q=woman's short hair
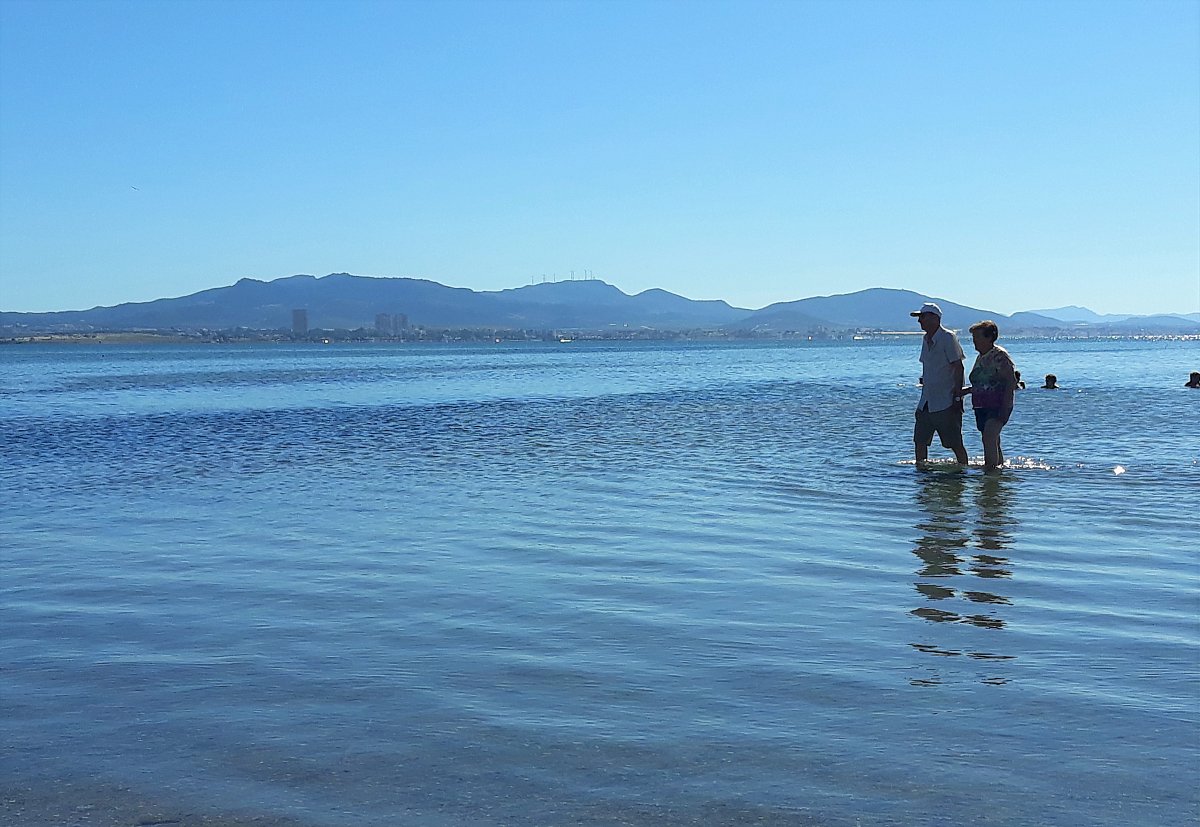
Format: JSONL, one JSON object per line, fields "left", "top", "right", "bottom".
{"left": 969, "top": 319, "right": 999, "bottom": 341}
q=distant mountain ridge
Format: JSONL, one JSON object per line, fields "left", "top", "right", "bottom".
{"left": 734, "top": 289, "right": 1063, "bottom": 333}
{"left": 1029, "top": 305, "right": 1122, "bottom": 323}
{"left": 1027, "top": 305, "right": 1200, "bottom": 325}
{"left": 2, "top": 273, "right": 1197, "bottom": 335}
{"left": 0, "top": 274, "right": 751, "bottom": 333}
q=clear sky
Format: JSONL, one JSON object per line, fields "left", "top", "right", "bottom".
{"left": 1, "top": 0, "right": 1197, "bottom": 316}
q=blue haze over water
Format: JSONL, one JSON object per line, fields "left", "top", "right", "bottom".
{"left": 2, "top": 339, "right": 1198, "bottom": 826}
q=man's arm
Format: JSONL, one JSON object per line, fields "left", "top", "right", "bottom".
{"left": 951, "top": 360, "right": 965, "bottom": 403}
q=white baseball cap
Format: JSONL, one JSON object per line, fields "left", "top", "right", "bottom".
{"left": 910, "top": 302, "right": 943, "bottom": 318}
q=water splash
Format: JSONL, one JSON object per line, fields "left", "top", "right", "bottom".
{"left": 1005, "top": 456, "right": 1056, "bottom": 471}
{"left": 900, "top": 456, "right": 1056, "bottom": 471}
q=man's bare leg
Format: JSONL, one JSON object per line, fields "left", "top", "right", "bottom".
{"left": 941, "top": 433, "right": 969, "bottom": 466}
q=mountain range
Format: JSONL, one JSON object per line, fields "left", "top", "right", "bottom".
{"left": 2, "top": 273, "right": 1198, "bottom": 336}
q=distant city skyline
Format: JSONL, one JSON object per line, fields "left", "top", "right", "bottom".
{"left": 1, "top": 0, "right": 1197, "bottom": 316}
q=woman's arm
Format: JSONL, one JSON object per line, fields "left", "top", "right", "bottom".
{"left": 998, "top": 351, "right": 1018, "bottom": 405}
{"left": 1000, "top": 352, "right": 1017, "bottom": 391}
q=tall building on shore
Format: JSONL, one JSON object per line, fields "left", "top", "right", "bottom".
{"left": 375, "top": 313, "right": 408, "bottom": 336}
{"left": 292, "top": 309, "right": 308, "bottom": 336}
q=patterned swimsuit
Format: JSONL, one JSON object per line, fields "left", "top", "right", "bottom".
{"left": 969, "top": 346, "right": 1014, "bottom": 411}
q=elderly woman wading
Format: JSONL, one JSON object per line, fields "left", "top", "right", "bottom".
{"left": 959, "top": 320, "right": 1017, "bottom": 472}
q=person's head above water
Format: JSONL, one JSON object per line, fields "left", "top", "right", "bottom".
{"left": 1187, "top": 372, "right": 1200, "bottom": 388}
{"left": 910, "top": 302, "right": 943, "bottom": 335}
{"left": 1043, "top": 374, "right": 1058, "bottom": 389}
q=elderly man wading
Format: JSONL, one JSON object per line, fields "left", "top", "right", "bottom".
{"left": 912, "top": 302, "right": 969, "bottom": 468}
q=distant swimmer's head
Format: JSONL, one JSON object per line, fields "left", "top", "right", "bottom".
{"left": 969, "top": 319, "right": 999, "bottom": 353}
{"left": 1042, "top": 374, "right": 1058, "bottom": 389}
{"left": 911, "top": 302, "right": 942, "bottom": 334}
{"left": 1187, "top": 371, "right": 1200, "bottom": 388}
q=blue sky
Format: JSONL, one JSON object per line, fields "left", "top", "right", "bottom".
{"left": 1, "top": 0, "right": 1197, "bottom": 315}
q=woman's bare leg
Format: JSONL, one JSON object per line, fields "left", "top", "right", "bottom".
{"left": 982, "top": 419, "right": 1005, "bottom": 471}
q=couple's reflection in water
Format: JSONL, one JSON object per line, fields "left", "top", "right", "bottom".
{"left": 910, "top": 472, "right": 1016, "bottom": 686}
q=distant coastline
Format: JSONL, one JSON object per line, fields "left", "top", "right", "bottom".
{"left": 3, "top": 274, "right": 1198, "bottom": 339}
{"left": 6, "top": 330, "right": 1198, "bottom": 347}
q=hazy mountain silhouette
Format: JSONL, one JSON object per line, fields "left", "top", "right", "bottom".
{"left": 728, "top": 288, "right": 1066, "bottom": 333}
{"left": 1028, "top": 305, "right": 1200, "bottom": 329}
{"left": 2, "top": 274, "right": 1196, "bottom": 335}
{"left": 491, "top": 280, "right": 748, "bottom": 327}
{"left": 0, "top": 274, "right": 750, "bottom": 332}
{"left": 1029, "top": 305, "right": 1125, "bottom": 323}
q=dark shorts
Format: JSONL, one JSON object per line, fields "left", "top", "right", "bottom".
{"left": 974, "top": 406, "right": 1012, "bottom": 432}
{"left": 914, "top": 404, "right": 965, "bottom": 449}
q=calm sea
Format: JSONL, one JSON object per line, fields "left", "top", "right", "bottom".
{"left": 2, "top": 339, "right": 1197, "bottom": 827}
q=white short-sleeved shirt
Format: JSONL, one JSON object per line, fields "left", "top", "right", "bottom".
{"left": 917, "top": 327, "right": 965, "bottom": 413}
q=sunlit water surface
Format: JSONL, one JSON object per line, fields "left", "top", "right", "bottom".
{"left": 2, "top": 339, "right": 1197, "bottom": 826}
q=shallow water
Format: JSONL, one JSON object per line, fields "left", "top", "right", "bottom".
{"left": 2, "top": 339, "right": 1198, "bottom": 826}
